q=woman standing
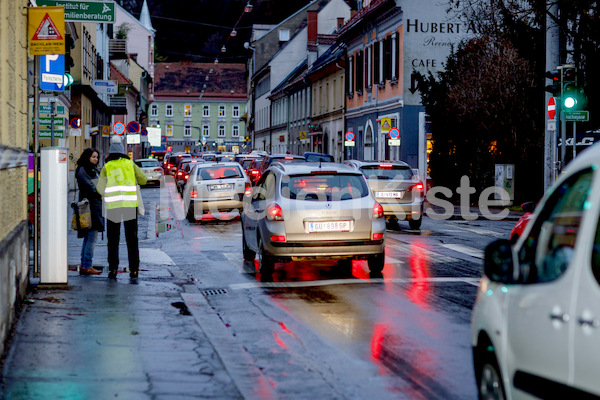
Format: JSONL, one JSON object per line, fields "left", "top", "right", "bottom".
{"left": 75, "top": 148, "right": 104, "bottom": 275}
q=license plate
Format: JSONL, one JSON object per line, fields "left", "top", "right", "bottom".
{"left": 209, "top": 183, "right": 232, "bottom": 191}
{"left": 308, "top": 221, "right": 350, "bottom": 233}
{"left": 376, "top": 191, "right": 404, "bottom": 199}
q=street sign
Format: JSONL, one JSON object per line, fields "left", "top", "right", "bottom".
{"left": 140, "top": 128, "right": 148, "bottom": 136}
{"left": 388, "top": 128, "right": 400, "bottom": 140}
{"left": 147, "top": 127, "right": 161, "bottom": 147}
{"left": 127, "top": 121, "right": 140, "bottom": 134}
{"left": 380, "top": 118, "right": 392, "bottom": 133}
{"left": 36, "top": 117, "right": 64, "bottom": 126}
{"left": 70, "top": 118, "right": 81, "bottom": 128}
{"left": 39, "top": 104, "right": 65, "bottom": 115}
{"left": 345, "top": 131, "right": 355, "bottom": 141}
{"left": 92, "top": 80, "right": 118, "bottom": 94}
{"left": 69, "top": 128, "right": 81, "bottom": 137}
{"left": 113, "top": 121, "right": 126, "bottom": 135}
{"left": 28, "top": 7, "right": 65, "bottom": 55}
{"left": 548, "top": 97, "right": 556, "bottom": 119}
{"left": 565, "top": 111, "right": 589, "bottom": 122}
{"left": 39, "top": 129, "right": 64, "bottom": 138}
{"left": 388, "top": 139, "right": 401, "bottom": 146}
{"left": 40, "top": 54, "right": 65, "bottom": 91}
{"left": 36, "top": 1, "right": 115, "bottom": 23}
{"left": 126, "top": 134, "right": 141, "bottom": 145}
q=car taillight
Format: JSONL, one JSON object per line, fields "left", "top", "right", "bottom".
{"left": 271, "top": 235, "right": 286, "bottom": 242}
{"left": 372, "top": 203, "right": 384, "bottom": 219}
{"left": 372, "top": 232, "right": 384, "bottom": 240}
{"left": 266, "top": 203, "right": 284, "bottom": 221}
{"left": 244, "top": 182, "right": 252, "bottom": 196}
{"left": 177, "top": 171, "right": 183, "bottom": 176}
{"left": 379, "top": 164, "right": 393, "bottom": 168}
{"left": 184, "top": 174, "right": 189, "bottom": 180}
{"left": 409, "top": 182, "right": 424, "bottom": 191}
{"left": 190, "top": 188, "right": 198, "bottom": 199}
{"left": 251, "top": 170, "right": 259, "bottom": 175}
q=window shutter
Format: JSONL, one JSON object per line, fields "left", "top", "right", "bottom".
{"left": 373, "top": 42, "right": 380, "bottom": 84}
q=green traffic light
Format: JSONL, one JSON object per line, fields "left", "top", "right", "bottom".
{"left": 564, "top": 96, "right": 577, "bottom": 109}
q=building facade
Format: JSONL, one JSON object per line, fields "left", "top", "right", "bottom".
{"left": 151, "top": 63, "right": 247, "bottom": 154}
{"left": 0, "top": 0, "right": 30, "bottom": 356}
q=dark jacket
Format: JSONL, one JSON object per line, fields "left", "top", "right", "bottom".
{"left": 75, "top": 165, "right": 105, "bottom": 232}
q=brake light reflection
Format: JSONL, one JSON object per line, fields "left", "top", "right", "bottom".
{"left": 406, "top": 243, "right": 431, "bottom": 309}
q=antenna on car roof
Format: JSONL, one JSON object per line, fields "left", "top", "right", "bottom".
{"left": 319, "top": 160, "right": 322, "bottom": 169}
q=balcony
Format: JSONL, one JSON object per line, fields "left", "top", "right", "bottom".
{"left": 110, "top": 96, "right": 127, "bottom": 114}
{"left": 109, "top": 39, "right": 127, "bottom": 59}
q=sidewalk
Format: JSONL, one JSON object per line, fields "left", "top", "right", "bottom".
{"left": 0, "top": 199, "right": 243, "bottom": 400}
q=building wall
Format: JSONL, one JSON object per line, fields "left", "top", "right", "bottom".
{"left": 0, "top": 0, "right": 30, "bottom": 356}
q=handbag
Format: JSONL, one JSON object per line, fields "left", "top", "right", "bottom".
{"left": 71, "top": 199, "right": 91, "bottom": 230}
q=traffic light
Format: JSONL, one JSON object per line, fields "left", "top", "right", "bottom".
{"left": 562, "top": 66, "right": 578, "bottom": 110}
{"left": 65, "top": 34, "right": 75, "bottom": 73}
{"left": 545, "top": 69, "right": 561, "bottom": 97}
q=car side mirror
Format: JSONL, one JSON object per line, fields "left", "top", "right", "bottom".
{"left": 521, "top": 201, "right": 535, "bottom": 213}
{"left": 483, "top": 239, "right": 517, "bottom": 283}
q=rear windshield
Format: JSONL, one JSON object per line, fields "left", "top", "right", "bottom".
{"left": 135, "top": 160, "right": 160, "bottom": 168}
{"left": 305, "top": 154, "right": 334, "bottom": 162}
{"left": 360, "top": 165, "right": 414, "bottom": 180}
{"left": 273, "top": 157, "right": 305, "bottom": 163}
{"left": 281, "top": 174, "right": 369, "bottom": 201}
{"left": 197, "top": 166, "right": 242, "bottom": 180}
{"left": 241, "top": 158, "right": 256, "bottom": 168}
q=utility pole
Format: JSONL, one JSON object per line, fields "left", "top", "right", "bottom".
{"left": 544, "top": 1, "right": 560, "bottom": 191}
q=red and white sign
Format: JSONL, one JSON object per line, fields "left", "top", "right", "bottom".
{"left": 548, "top": 97, "right": 556, "bottom": 120}
{"left": 113, "top": 121, "right": 126, "bottom": 135}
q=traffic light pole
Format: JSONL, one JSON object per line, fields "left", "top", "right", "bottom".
{"left": 544, "top": 0, "right": 560, "bottom": 191}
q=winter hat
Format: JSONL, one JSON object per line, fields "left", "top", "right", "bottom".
{"left": 109, "top": 135, "right": 125, "bottom": 154}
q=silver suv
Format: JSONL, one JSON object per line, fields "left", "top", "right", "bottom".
{"left": 241, "top": 162, "right": 386, "bottom": 275}
{"left": 345, "top": 160, "right": 425, "bottom": 229}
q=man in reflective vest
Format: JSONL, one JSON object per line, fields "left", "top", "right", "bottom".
{"left": 97, "top": 136, "right": 147, "bottom": 280}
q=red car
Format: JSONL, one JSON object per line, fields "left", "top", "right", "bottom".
{"left": 510, "top": 202, "right": 535, "bottom": 243}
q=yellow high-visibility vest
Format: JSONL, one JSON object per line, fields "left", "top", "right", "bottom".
{"left": 103, "top": 158, "right": 138, "bottom": 209}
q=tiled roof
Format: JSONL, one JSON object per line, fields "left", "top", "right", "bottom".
{"left": 110, "top": 62, "right": 132, "bottom": 85}
{"left": 153, "top": 62, "right": 247, "bottom": 99}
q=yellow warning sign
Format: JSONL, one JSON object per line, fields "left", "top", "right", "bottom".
{"left": 380, "top": 118, "right": 392, "bottom": 133}
{"left": 299, "top": 131, "right": 307, "bottom": 140}
{"left": 28, "top": 7, "right": 65, "bottom": 55}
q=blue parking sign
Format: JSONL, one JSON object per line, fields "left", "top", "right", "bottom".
{"left": 40, "top": 54, "right": 65, "bottom": 92}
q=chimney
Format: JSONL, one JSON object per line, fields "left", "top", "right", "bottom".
{"left": 350, "top": 10, "right": 357, "bottom": 18}
{"left": 307, "top": 10, "right": 318, "bottom": 45}
{"left": 337, "top": 17, "right": 345, "bottom": 30}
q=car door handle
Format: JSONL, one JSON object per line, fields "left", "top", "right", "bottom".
{"left": 549, "top": 312, "right": 570, "bottom": 322}
{"left": 578, "top": 317, "right": 600, "bottom": 328}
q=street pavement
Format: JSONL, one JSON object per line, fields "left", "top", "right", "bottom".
{"left": 0, "top": 192, "right": 523, "bottom": 400}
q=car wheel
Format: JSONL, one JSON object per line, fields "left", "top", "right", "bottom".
{"left": 409, "top": 217, "right": 422, "bottom": 230}
{"left": 258, "top": 236, "right": 274, "bottom": 275}
{"left": 386, "top": 217, "right": 399, "bottom": 229}
{"left": 186, "top": 203, "right": 196, "bottom": 223}
{"left": 242, "top": 228, "right": 256, "bottom": 262}
{"left": 478, "top": 349, "right": 506, "bottom": 400}
{"left": 367, "top": 251, "right": 384, "bottom": 273}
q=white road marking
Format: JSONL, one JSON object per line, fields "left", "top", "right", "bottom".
{"left": 229, "top": 276, "right": 481, "bottom": 290}
{"left": 440, "top": 243, "right": 484, "bottom": 259}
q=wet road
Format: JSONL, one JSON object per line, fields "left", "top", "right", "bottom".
{"left": 142, "top": 181, "right": 513, "bottom": 399}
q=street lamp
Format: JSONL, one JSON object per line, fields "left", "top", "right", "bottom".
{"left": 244, "top": 2, "right": 253, "bottom": 12}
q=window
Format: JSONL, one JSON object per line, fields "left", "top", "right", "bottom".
{"left": 519, "top": 169, "right": 593, "bottom": 283}
{"left": 355, "top": 51, "right": 364, "bottom": 92}
{"left": 166, "top": 104, "right": 173, "bottom": 117}
{"left": 281, "top": 174, "right": 369, "bottom": 201}
{"left": 184, "top": 124, "right": 192, "bottom": 137}
{"left": 233, "top": 105, "right": 240, "bottom": 118}
{"left": 166, "top": 125, "right": 173, "bottom": 136}
{"left": 374, "top": 41, "right": 380, "bottom": 84}
{"left": 202, "top": 124, "right": 210, "bottom": 137}
{"left": 184, "top": 104, "right": 192, "bottom": 117}
{"left": 279, "top": 29, "right": 290, "bottom": 42}
{"left": 151, "top": 104, "right": 158, "bottom": 117}
{"left": 202, "top": 104, "right": 210, "bottom": 117}
{"left": 218, "top": 125, "right": 225, "bottom": 137}
{"left": 232, "top": 124, "right": 240, "bottom": 137}
{"left": 219, "top": 105, "right": 226, "bottom": 117}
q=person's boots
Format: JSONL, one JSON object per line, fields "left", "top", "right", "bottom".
{"left": 108, "top": 269, "right": 118, "bottom": 279}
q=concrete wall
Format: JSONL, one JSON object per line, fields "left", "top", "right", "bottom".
{"left": 0, "top": 0, "right": 31, "bottom": 356}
